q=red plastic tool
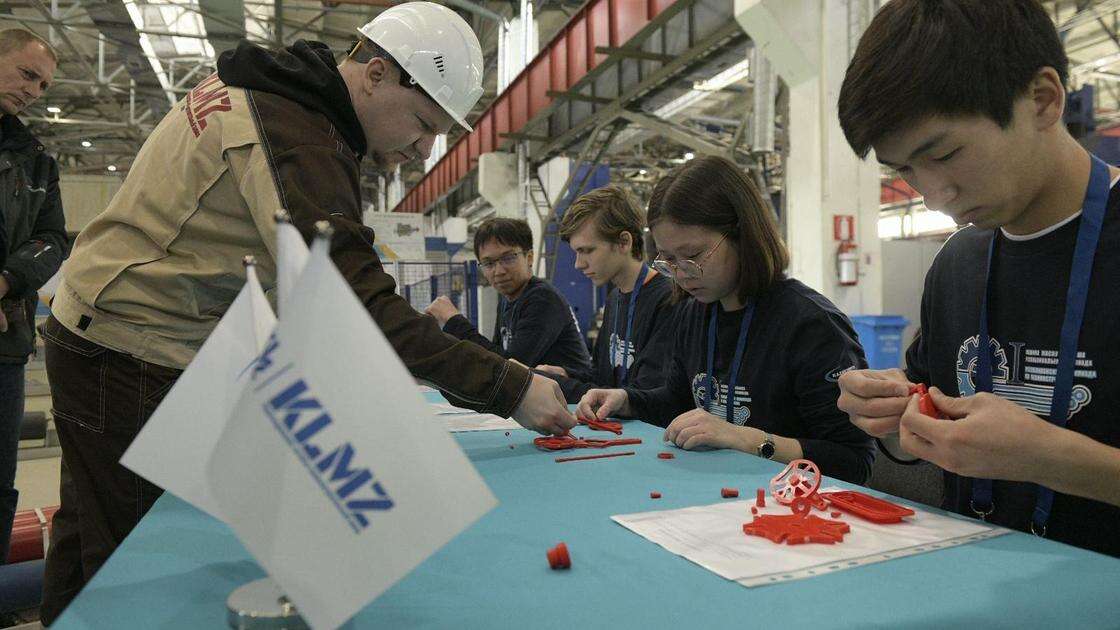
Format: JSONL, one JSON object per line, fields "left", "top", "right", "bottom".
{"left": 547, "top": 542, "right": 571, "bottom": 570}
{"left": 819, "top": 490, "right": 915, "bottom": 523}
{"left": 755, "top": 488, "right": 766, "bottom": 508}
{"left": 554, "top": 451, "right": 635, "bottom": 463}
{"left": 650, "top": 492, "right": 661, "bottom": 499}
{"left": 657, "top": 452, "right": 675, "bottom": 460}
{"left": 908, "top": 383, "right": 928, "bottom": 397}
{"left": 577, "top": 417, "right": 624, "bottom": 435}
{"left": 721, "top": 488, "right": 739, "bottom": 499}
{"left": 769, "top": 459, "right": 821, "bottom": 505}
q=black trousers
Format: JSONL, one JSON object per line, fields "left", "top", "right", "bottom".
{"left": 39, "top": 316, "right": 180, "bottom": 625}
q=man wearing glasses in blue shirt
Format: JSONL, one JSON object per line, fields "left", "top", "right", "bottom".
{"left": 427, "top": 217, "right": 592, "bottom": 379}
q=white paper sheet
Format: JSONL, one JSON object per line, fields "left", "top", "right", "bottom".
{"left": 612, "top": 487, "right": 1008, "bottom": 587}
{"left": 206, "top": 237, "right": 497, "bottom": 630}
{"left": 427, "top": 403, "right": 522, "bottom": 432}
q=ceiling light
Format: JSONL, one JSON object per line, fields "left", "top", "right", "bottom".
{"left": 684, "top": 152, "right": 695, "bottom": 161}
{"left": 639, "top": 169, "right": 647, "bottom": 175}
{"left": 46, "top": 106, "right": 61, "bottom": 114}
{"left": 693, "top": 59, "right": 750, "bottom": 92}
{"left": 81, "top": 140, "right": 92, "bottom": 148}
{"left": 107, "top": 165, "right": 117, "bottom": 172}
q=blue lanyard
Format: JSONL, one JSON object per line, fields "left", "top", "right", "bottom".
{"left": 611, "top": 264, "right": 648, "bottom": 386}
{"left": 973, "top": 155, "right": 1110, "bottom": 535}
{"left": 703, "top": 301, "right": 754, "bottom": 424}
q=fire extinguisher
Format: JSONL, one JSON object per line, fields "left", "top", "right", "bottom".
{"left": 837, "top": 240, "right": 859, "bottom": 286}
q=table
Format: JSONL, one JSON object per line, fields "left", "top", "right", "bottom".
{"left": 55, "top": 417, "right": 1120, "bottom": 628}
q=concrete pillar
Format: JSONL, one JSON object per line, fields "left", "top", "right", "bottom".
{"left": 735, "top": 0, "right": 883, "bottom": 316}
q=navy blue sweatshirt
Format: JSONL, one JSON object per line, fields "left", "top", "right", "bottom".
{"left": 625, "top": 278, "right": 874, "bottom": 484}
{"left": 905, "top": 183, "right": 1120, "bottom": 557}
{"left": 555, "top": 272, "right": 679, "bottom": 402}
{"left": 444, "top": 276, "right": 592, "bottom": 378}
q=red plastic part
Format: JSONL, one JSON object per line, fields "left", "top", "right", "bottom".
{"left": 742, "top": 514, "right": 850, "bottom": 545}
{"left": 831, "top": 511, "right": 842, "bottom": 518}
{"left": 769, "top": 459, "right": 821, "bottom": 505}
{"left": 756, "top": 488, "right": 766, "bottom": 508}
{"left": 750, "top": 506, "right": 759, "bottom": 515}
{"left": 533, "top": 434, "right": 642, "bottom": 451}
{"left": 820, "top": 490, "right": 915, "bottom": 523}
{"left": 919, "top": 393, "right": 947, "bottom": 420}
{"left": 650, "top": 492, "right": 661, "bottom": 499}
{"left": 721, "top": 488, "right": 739, "bottom": 499}
{"left": 657, "top": 452, "right": 675, "bottom": 460}
{"left": 547, "top": 542, "right": 571, "bottom": 570}
{"left": 554, "top": 451, "right": 635, "bottom": 463}
{"left": 908, "top": 383, "right": 928, "bottom": 397}
{"left": 578, "top": 417, "right": 623, "bottom": 435}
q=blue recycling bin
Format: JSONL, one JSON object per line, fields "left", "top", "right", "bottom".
{"left": 851, "top": 315, "right": 910, "bottom": 369}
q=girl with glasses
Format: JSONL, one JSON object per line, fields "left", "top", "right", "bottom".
{"left": 577, "top": 155, "right": 874, "bottom": 483}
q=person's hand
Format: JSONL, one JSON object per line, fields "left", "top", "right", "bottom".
{"left": 837, "top": 368, "right": 915, "bottom": 437}
{"left": 663, "top": 408, "right": 752, "bottom": 451}
{"left": 898, "top": 387, "right": 1057, "bottom": 481}
{"left": 534, "top": 364, "right": 568, "bottom": 378}
{"left": 510, "top": 373, "right": 576, "bottom": 436}
{"left": 576, "top": 389, "right": 629, "bottom": 421}
{"left": 424, "top": 296, "right": 461, "bottom": 327}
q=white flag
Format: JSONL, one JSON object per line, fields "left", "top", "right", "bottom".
{"left": 206, "top": 235, "right": 497, "bottom": 630}
{"left": 121, "top": 264, "right": 276, "bottom": 520}
{"left": 276, "top": 218, "right": 309, "bottom": 316}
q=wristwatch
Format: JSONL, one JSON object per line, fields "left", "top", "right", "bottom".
{"left": 757, "top": 432, "right": 776, "bottom": 460}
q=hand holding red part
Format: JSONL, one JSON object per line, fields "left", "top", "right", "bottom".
{"left": 909, "top": 383, "right": 946, "bottom": 420}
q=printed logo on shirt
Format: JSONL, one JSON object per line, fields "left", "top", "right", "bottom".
{"left": 691, "top": 373, "right": 752, "bottom": 425}
{"left": 608, "top": 332, "right": 636, "bottom": 369}
{"left": 825, "top": 365, "right": 855, "bottom": 383}
{"left": 500, "top": 325, "right": 512, "bottom": 351}
{"left": 956, "top": 334, "right": 1095, "bottom": 420}
{"left": 183, "top": 74, "right": 232, "bottom": 138}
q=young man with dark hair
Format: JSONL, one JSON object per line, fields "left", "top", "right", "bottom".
{"left": 427, "top": 217, "right": 592, "bottom": 379}
{"left": 538, "top": 186, "right": 677, "bottom": 402}
{"left": 836, "top": 0, "right": 1120, "bottom": 555}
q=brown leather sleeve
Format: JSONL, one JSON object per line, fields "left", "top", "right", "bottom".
{"left": 239, "top": 90, "right": 531, "bottom": 416}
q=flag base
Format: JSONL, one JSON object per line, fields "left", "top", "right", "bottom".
{"left": 226, "top": 577, "right": 309, "bottom": 629}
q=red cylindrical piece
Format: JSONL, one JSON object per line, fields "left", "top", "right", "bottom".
{"left": 756, "top": 488, "right": 766, "bottom": 508}
{"left": 721, "top": 488, "right": 739, "bottom": 498}
{"left": 547, "top": 542, "right": 571, "bottom": 570}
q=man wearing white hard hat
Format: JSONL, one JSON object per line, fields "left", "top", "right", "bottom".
{"left": 40, "top": 3, "right": 575, "bottom": 622}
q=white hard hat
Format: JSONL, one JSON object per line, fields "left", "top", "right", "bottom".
{"left": 357, "top": 2, "right": 485, "bottom": 132}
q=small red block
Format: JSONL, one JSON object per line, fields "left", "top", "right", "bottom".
{"left": 547, "top": 542, "right": 571, "bottom": 570}
{"left": 650, "top": 492, "right": 661, "bottom": 499}
{"left": 756, "top": 488, "right": 766, "bottom": 508}
{"left": 751, "top": 507, "right": 759, "bottom": 515}
{"left": 722, "top": 488, "right": 739, "bottom": 498}
{"left": 657, "top": 452, "right": 675, "bottom": 459}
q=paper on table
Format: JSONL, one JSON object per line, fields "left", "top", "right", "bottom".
{"left": 612, "top": 487, "right": 1008, "bottom": 587}
{"left": 427, "top": 402, "right": 523, "bottom": 432}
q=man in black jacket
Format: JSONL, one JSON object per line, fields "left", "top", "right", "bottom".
{"left": 0, "top": 29, "right": 69, "bottom": 562}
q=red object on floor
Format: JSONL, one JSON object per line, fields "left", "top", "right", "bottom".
{"left": 554, "top": 451, "right": 635, "bottom": 463}
{"left": 533, "top": 434, "right": 642, "bottom": 451}
{"left": 547, "top": 542, "right": 571, "bottom": 570}
{"left": 578, "top": 417, "right": 624, "bottom": 435}
{"left": 650, "top": 492, "right": 661, "bottom": 499}
{"left": 820, "top": 490, "right": 915, "bottom": 523}
{"left": 7, "top": 505, "right": 58, "bottom": 564}
{"left": 756, "top": 488, "right": 766, "bottom": 508}
{"left": 751, "top": 507, "right": 759, "bottom": 515}
{"left": 742, "top": 514, "right": 850, "bottom": 545}
{"left": 721, "top": 488, "right": 739, "bottom": 498}
{"left": 657, "top": 452, "right": 675, "bottom": 459}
